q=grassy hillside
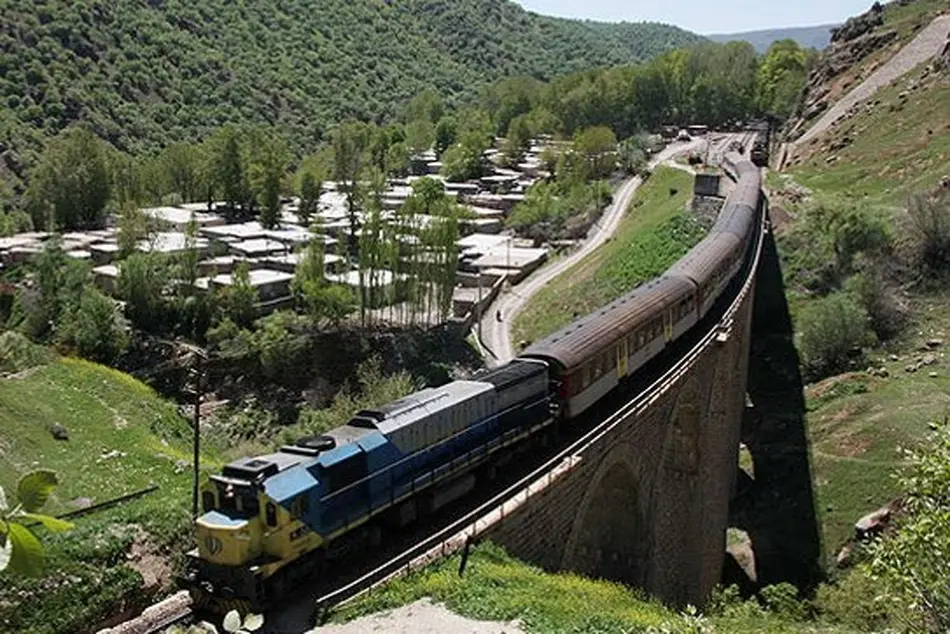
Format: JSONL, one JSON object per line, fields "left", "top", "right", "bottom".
{"left": 335, "top": 541, "right": 856, "bottom": 633}
{"left": 513, "top": 167, "right": 701, "bottom": 348}
{"left": 708, "top": 24, "right": 836, "bottom": 53}
{"left": 0, "top": 0, "right": 699, "bottom": 172}
{"left": 770, "top": 0, "right": 950, "bottom": 563}
{"left": 790, "top": 63, "right": 950, "bottom": 205}
{"left": 0, "top": 351, "right": 217, "bottom": 634}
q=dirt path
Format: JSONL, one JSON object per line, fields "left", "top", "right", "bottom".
{"left": 795, "top": 14, "right": 950, "bottom": 148}
{"left": 311, "top": 599, "right": 526, "bottom": 634}
{"left": 476, "top": 134, "right": 746, "bottom": 365}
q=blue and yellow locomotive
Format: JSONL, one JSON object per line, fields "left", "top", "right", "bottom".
{"left": 184, "top": 360, "right": 552, "bottom": 611}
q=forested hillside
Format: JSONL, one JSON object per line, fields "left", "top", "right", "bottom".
{"left": 0, "top": 0, "right": 698, "bottom": 187}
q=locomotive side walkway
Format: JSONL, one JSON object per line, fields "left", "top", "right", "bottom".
{"left": 476, "top": 134, "right": 745, "bottom": 365}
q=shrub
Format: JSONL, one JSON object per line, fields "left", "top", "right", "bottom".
{"left": 903, "top": 188, "right": 950, "bottom": 276}
{"left": 797, "top": 292, "right": 870, "bottom": 379}
{"left": 845, "top": 255, "right": 907, "bottom": 341}
{"left": 869, "top": 421, "right": 950, "bottom": 633}
{"left": 815, "top": 566, "right": 895, "bottom": 631}
{"left": 0, "top": 331, "right": 52, "bottom": 373}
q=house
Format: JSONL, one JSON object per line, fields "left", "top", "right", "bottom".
{"left": 209, "top": 268, "right": 294, "bottom": 301}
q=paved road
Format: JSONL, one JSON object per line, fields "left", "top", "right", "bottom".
{"left": 476, "top": 136, "right": 747, "bottom": 366}
{"left": 795, "top": 14, "right": 950, "bottom": 148}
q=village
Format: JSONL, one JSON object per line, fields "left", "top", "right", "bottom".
{"left": 0, "top": 142, "right": 567, "bottom": 331}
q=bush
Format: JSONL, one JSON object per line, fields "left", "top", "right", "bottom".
{"left": 814, "top": 566, "right": 895, "bottom": 631}
{"left": 0, "top": 331, "right": 52, "bottom": 373}
{"left": 797, "top": 292, "right": 871, "bottom": 379}
{"left": 845, "top": 259, "right": 907, "bottom": 342}
{"left": 903, "top": 188, "right": 950, "bottom": 276}
{"left": 56, "top": 288, "right": 129, "bottom": 363}
{"left": 869, "top": 421, "right": 950, "bottom": 633}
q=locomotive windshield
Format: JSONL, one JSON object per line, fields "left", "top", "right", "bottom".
{"left": 209, "top": 477, "right": 260, "bottom": 518}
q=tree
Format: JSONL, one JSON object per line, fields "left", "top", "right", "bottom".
{"left": 755, "top": 40, "right": 809, "bottom": 119}
{"left": 250, "top": 133, "right": 289, "bottom": 229}
{"left": 118, "top": 252, "right": 171, "bottom": 333}
{"left": 25, "top": 127, "right": 112, "bottom": 230}
{"left": 158, "top": 142, "right": 204, "bottom": 204}
{"left": 386, "top": 142, "right": 410, "bottom": 177}
{"left": 1, "top": 470, "right": 72, "bottom": 577}
{"left": 332, "top": 121, "right": 371, "bottom": 256}
{"left": 56, "top": 287, "right": 129, "bottom": 363}
{"left": 298, "top": 171, "right": 322, "bottom": 227}
{"left": 219, "top": 261, "right": 258, "bottom": 328}
{"left": 870, "top": 420, "right": 950, "bottom": 633}
{"left": 214, "top": 127, "right": 250, "bottom": 220}
{"left": 434, "top": 116, "right": 457, "bottom": 156}
{"left": 441, "top": 131, "right": 490, "bottom": 182}
{"left": 618, "top": 135, "right": 649, "bottom": 175}
{"left": 571, "top": 126, "right": 618, "bottom": 181}
{"left": 19, "top": 240, "right": 90, "bottom": 341}
{"left": 117, "top": 205, "right": 155, "bottom": 258}
{"left": 405, "top": 119, "right": 435, "bottom": 156}
{"left": 403, "top": 88, "right": 444, "bottom": 124}
{"left": 501, "top": 114, "right": 533, "bottom": 167}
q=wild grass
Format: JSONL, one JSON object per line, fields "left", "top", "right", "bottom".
{"left": 0, "top": 355, "right": 214, "bottom": 634}
{"left": 512, "top": 168, "right": 701, "bottom": 347}
{"left": 336, "top": 542, "right": 854, "bottom": 633}
{"left": 803, "top": 291, "right": 950, "bottom": 554}
{"left": 792, "top": 65, "right": 950, "bottom": 206}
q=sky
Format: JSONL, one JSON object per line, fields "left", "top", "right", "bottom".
{"left": 515, "top": 0, "right": 875, "bottom": 34}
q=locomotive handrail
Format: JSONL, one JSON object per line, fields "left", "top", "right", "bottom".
{"left": 314, "top": 167, "right": 768, "bottom": 614}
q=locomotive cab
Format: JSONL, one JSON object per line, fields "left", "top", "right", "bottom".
{"left": 196, "top": 475, "right": 266, "bottom": 567}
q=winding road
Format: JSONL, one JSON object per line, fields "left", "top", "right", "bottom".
{"left": 477, "top": 134, "right": 746, "bottom": 365}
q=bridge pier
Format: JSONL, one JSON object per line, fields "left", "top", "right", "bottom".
{"left": 730, "top": 228, "right": 824, "bottom": 591}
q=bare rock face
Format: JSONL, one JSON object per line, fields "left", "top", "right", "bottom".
{"left": 831, "top": 2, "right": 885, "bottom": 44}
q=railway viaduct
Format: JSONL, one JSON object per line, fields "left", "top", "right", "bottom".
{"left": 477, "top": 213, "right": 823, "bottom": 607}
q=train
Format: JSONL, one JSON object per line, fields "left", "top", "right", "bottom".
{"left": 749, "top": 120, "right": 771, "bottom": 168}
{"left": 181, "top": 150, "right": 765, "bottom": 614}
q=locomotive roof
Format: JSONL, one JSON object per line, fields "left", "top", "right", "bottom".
{"left": 520, "top": 275, "right": 694, "bottom": 371}
{"left": 358, "top": 380, "right": 495, "bottom": 436}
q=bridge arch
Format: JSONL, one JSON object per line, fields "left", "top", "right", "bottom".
{"left": 561, "top": 443, "right": 650, "bottom": 586}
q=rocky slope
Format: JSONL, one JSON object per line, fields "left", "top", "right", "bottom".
{"left": 782, "top": 0, "right": 949, "bottom": 153}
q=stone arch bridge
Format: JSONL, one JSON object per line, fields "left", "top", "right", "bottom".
{"left": 477, "top": 216, "right": 823, "bottom": 608}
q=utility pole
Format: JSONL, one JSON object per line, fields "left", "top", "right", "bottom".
{"left": 188, "top": 347, "right": 207, "bottom": 519}
{"left": 476, "top": 271, "right": 483, "bottom": 341}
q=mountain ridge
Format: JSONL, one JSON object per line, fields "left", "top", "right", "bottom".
{"left": 0, "top": 0, "right": 699, "bottom": 176}
{"left": 708, "top": 24, "right": 837, "bottom": 53}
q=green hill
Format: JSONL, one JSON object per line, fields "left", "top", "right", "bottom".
{"left": 0, "top": 345, "right": 218, "bottom": 633}
{"left": 0, "top": 0, "right": 699, "bottom": 183}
